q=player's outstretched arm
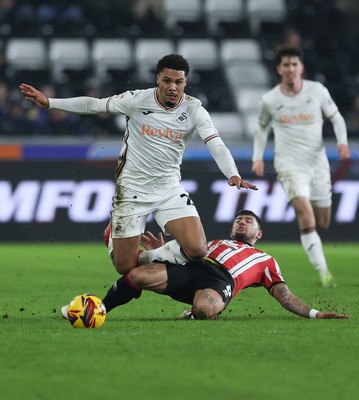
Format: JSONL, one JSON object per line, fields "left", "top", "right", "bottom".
{"left": 271, "top": 283, "right": 349, "bottom": 319}
{"left": 19, "top": 83, "right": 49, "bottom": 108}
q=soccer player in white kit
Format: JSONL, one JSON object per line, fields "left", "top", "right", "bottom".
{"left": 20, "top": 54, "right": 257, "bottom": 275}
{"left": 251, "top": 47, "right": 350, "bottom": 288}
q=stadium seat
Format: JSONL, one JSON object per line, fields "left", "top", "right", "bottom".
{"left": 163, "top": 0, "right": 203, "bottom": 32}
{"left": 48, "top": 38, "right": 90, "bottom": 83}
{"left": 224, "top": 63, "right": 271, "bottom": 90}
{"left": 91, "top": 38, "right": 133, "bottom": 83}
{"left": 5, "top": 38, "right": 48, "bottom": 84}
{"left": 220, "top": 39, "right": 262, "bottom": 65}
{"left": 204, "top": 0, "right": 245, "bottom": 35}
{"left": 242, "top": 111, "right": 260, "bottom": 139}
{"left": 210, "top": 112, "right": 244, "bottom": 144}
{"left": 177, "top": 39, "right": 218, "bottom": 71}
{"left": 247, "top": 0, "right": 287, "bottom": 35}
{"left": 134, "top": 39, "right": 175, "bottom": 82}
{"left": 235, "top": 87, "right": 267, "bottom": 113}
{"left": 188, "top": 112, "right": 244, "bottom": 146}
{"left": 6, "top": 38, "right": 47, "bottom": 71}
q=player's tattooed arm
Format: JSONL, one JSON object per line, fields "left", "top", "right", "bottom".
{"left": 271, "top": 283, "right": 349, "bottom": 319}
{"left": 271, "top": 283, "right": 312, "bottom": 318}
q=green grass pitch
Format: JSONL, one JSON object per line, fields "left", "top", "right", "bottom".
{"left": 1, "top": 242, "right": 358, "bottom": 400}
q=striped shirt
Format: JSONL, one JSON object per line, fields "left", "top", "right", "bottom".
{"left": 206, "top": 239, "right": 285, "bottom": 297}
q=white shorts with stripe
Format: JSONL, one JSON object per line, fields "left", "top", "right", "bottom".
{"left": 111, "top": 184, "right": 199, "bottom": 238}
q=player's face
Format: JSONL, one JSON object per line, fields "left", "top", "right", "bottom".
{"left": 277, "top": 56, "right": 304, "bottom": 85}
{"left": 156, "top": 68, "right": 187, "bottom": 108}
{"left": 230, "top": 215, "right": 263, "bottom": 244}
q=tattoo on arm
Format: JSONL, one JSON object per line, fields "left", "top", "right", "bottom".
{"left": 273, "top": 285, "right": 311, "bottom": 318}
{"left": 202, "top": 292, "right": 219, "bottom": 306}
{"left": 144, "top": 264, "right": 157, "bottom": 275}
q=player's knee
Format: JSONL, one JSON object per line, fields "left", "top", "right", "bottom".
{"left": 114, "top": 263, "right": 131, "bottom": 275}
{"left": 126, "top": 267, "right": 142, "bottom": 287}
{"left": 183, "top": 242, "right": 207, "bottom": 260}
{"left": 192, "top": 291, "right": 224, "bottom": 320}
{"left": 112, "top": 250, "right": 139, "bottom": 274}
{"left": 113, "top": 258, "right": 137, "bottom": 275}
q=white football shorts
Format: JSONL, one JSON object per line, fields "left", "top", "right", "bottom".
{"left": 277, "top": 164, "right": 332, "bottom": 208}
{"left": 111, "top": 184, "right": 200, "bottom": 238}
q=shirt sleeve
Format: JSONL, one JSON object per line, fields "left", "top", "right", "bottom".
{"left": 330, "top": 111, "right": 348, "bottom": 145}
{"left": 319, "top": 85, "right": 349, "bottom": 145}
{"left": 252, "top": 98, "right": 272, "bottom": 161}
{"left": 106, "top": 90, "right": 136, "bottom": 115}
{"left": 194, "top": 107, "right": 241, "bottom": 179}
{"left": 49, "top": 97, "right": 110, "bottom": 114}
{"left": 264, "top": 257, "right": 286, "bottom": 293}
{"left": 205, "top": 137, "right": 241, "bottom": 179}
{"left": 194, "top": 106, "right": 219, "bottom": 140}
{"left": 319, "top": 85, "right": 339, "bottom": 118}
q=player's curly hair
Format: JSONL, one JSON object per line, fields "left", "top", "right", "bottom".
{"left": 275, "top": 46, "right": 304, "bottom": 65}
{"left": 156, "top": 54, "right": 190, "bottom": 76}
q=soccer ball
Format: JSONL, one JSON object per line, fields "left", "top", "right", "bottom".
{"left": 67, "top": 293, "right": 106, "bottom": 328}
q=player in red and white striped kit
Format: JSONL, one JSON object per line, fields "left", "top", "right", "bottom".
{"left": 98, "top": 210, "right": 348, "bottom": 320}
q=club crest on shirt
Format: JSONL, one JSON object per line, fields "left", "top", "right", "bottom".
{"left": 176, "top": 112, "right": 187, "bottom": 123}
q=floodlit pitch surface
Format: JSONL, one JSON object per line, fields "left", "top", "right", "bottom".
{"left": 1, "top": 243, "right": 358, "bottom": 400}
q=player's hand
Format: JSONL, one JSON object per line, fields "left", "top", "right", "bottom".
{"left": 228, "top": 176, "right": 258, "bottom": 190}
{"left": 252, "top": 160, "right": 265, "bottom": 177}
{"left": 140, "top": 231, "right": 164, "bottom": 250}
{"left": 337, "top": 144, "right": 350, "bottom": 160}
{"left": 316, "top": 312, "right": 349, "bottom": 319}
{"left": 19, "top": 83, "right": 50, "bottom": 109}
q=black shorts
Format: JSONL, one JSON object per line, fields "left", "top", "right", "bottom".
{"left": 161, "top": 259, "right": 234, "bottom": 305}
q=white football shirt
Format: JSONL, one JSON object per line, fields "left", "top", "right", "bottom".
{"left": 50, "top": 88, "right": 240, "bottom": 197}
{"left": 256, "top": 80, "right": 338, "bottom": 171}
{"left": 108, "top": 88, "right": 219, "bottom": 194}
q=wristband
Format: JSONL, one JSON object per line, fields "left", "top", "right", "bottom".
{"left": 309, "top": 309, "right": 319, "bottom": 319}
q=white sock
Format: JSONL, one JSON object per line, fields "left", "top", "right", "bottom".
{"left": 300, "top": 231, "right": 328, "bottom": 275}
{"left": 108, "top": 234, "right": 113, "bottom": 255}
{"left": 107, "top": 236, "right": 115, "bottom": 266}
{"left": 138, "top": 240, "right": 189, "bottom": 265}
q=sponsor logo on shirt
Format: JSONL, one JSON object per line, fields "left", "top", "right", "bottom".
{"left": 279, "top": 113, "right": 315, "bottom": 124}
{"left": 141, "top": 124, "right": 183, "bottom": 139}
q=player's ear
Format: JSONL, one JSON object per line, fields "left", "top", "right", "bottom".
{"left": 256, "top": 229, "right": 263, "bottom": 240}
{"left": 300, "top": 63, "right": 304, "bottom": 76}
